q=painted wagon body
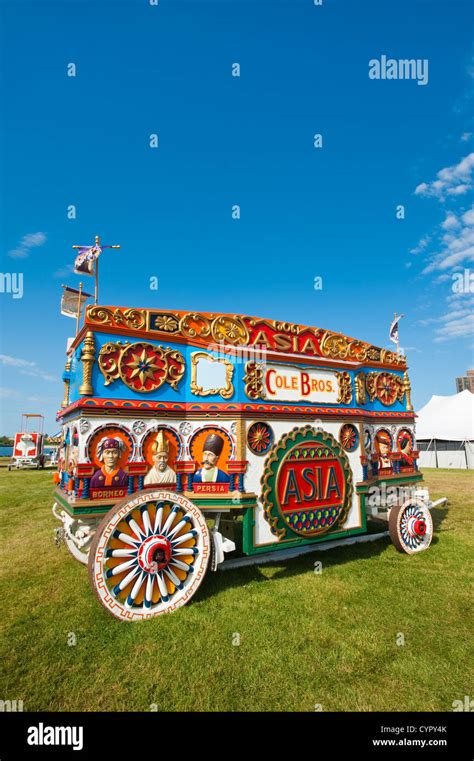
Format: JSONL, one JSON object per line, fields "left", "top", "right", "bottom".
{"left": 53, "top": 305, "right": 434, "bottom": 621}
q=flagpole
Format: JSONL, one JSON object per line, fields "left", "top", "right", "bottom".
{"left": 94, "top": 257, "right": 99, "bottom": 305}
{"left": 76, "top": 282, "right": 83, "bottom": 336}
{"left": 94, "top": 235, "right": 100, "bottom": 305}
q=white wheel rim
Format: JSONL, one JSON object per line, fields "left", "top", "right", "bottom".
{"left": 91, "top": 490, "right": 210, "bottom": 621}
{"left": 397, "top": 499, "right": 433, "bottom": 554}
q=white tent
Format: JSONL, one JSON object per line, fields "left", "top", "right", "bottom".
{"left": 416, "top": 390, "right": 474, "bottom": 469}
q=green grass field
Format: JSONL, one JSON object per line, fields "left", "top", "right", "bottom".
{"left": 1, "top": 468, "right": 472, "bottom": 712}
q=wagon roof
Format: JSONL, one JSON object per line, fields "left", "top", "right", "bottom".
{"left": 74, "top": 304, "right": 406, "bottom": 370}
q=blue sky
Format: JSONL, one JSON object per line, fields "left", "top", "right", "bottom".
{"left": 1, "top": 0, "right": 473, "bottom": 436}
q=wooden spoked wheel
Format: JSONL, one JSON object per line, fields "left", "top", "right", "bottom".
{"left": 88, "top": 490, "right": 210, "bottom": 621}
{"left": 389, "top": 498, "right": 433, "bottom": 554}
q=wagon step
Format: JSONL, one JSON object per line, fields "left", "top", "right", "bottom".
{"left": 218, "top": 531, "right": 389, "bottom": 571}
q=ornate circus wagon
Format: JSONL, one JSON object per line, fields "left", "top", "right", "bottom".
{"left": 53, "top": 305, "right": 436, "bottom": 621}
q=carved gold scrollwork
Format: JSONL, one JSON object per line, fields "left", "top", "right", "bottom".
{"left": 151, "top": 314, "right": 179, "bottom": 333}
{"left": 161, "top": 348, "right": 187, "bottom": 390}
{"left": 98, "top": 341, "right": 129, "bottom": 386}
{"left": 320, "top": 332, "right": 350, "bottom": 360}
{"left": 211, "top": 315, "right": 249, "bottom": 346}
{"left": 381, "top": 349, "right": 406, "bottom": 366}
{"left": 348, "top": 341, "right": 368, "bottom": 362}
{"left": 355, "top": 372, "right": 367, "bottom": 405}
{"left": 179, "top": 313, "right": 212, "bottom": 339}
{"left": 243, "top": 361, "right": 266, "bottom": 400}
{"left": 365, "top": 372, "right": 378, "bottom": 402}
{"left": 87, "top": 306, "right": 146, "bottom": 330}
{"left": 336, "top": 371, "right": 353, "bottom": 404}
{"left": 366, "top": 371, "right": 405, "bottom": 406}
{"left": 190, "top": 352, "right": 234, "bottom": 399}
{"left": 367, "top": 346, "right": 382, "bottom": 362}
{"left": 97, "top": 341, "right": 185, "bottom": 393}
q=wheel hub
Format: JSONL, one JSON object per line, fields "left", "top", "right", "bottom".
{"left": 406, "top": 515, "right": 427, "bottom": 538}
{"left": 138, "top": 535, "right": 172, "bottom": 573}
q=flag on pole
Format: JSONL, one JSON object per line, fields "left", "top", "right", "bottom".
{"left": 72, "top": 236, "right": 121, "bottom": 304}
{"left": 73, "top": 245, "right": 102, "bottom": 276}
{"left": 389, "top": 313, "right": 404, "bottom": 345}
{"left": 60, "top": 285, "right": 92, "bottom": 319}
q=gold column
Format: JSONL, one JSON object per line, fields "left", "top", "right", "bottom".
{"left": 79, "top": 331, "right": 96, "bottom": 396}
{"left": 404, "top": 371, "right": 413, "bottom": 411}
{"left": 355, "top": 372, "right": 366, "bottom": 405}
{"left": 61, "top": 357, "right": 71, "bottom": 408}
{"left": 235, "top": 417, "right": 247, "bottom": 461}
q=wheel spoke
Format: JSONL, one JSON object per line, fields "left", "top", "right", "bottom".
{"left": 162, "top": 505, "right": 179, "bottom": 535}
{"left": 113, "top": 566, "right": 141, "bottom": 594}
{"left": 141, "top": 507, "right": 153, "bottom": 536}
{"left": 153, "top": 505, "right": 164, "bottom": 533}
{"left": 144, "top": 573, "right": 155, "bottom": 607}
{"left": 163, "top": 567, "right": 183, "bottom": 589}
{"left": 127, "top": 571, "right": 146, "bottom": 605}
{"left": 172, "top": 547, "right": 198, "bottom": 557}
{"left": 171, "top": 530, "right": 197, "bottom": 546}
{"left": 126, "top": 515, "right": 146, "bottom": 541}
{"left": 106, "top": 558, "right": 137, "bottom": 577}
{"left": 112, "top": 530, "right": 140, "bottom": 547}
{"left": 170, "top": 558, "right": 194, "bottom": 573}
{"left": 106, "top": 548, "right": 137, "bottom": 558}
{"left": 156, "top": 571, "right": 169, "bottom": 601}
{"left": 167, "top": 516, "right": 191, "bottom": 540}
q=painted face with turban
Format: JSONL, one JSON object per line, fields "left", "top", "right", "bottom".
{"left": 97, "top": 437, "right": 125, "bottom": 472}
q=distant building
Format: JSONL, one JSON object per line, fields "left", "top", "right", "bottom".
{"left": 455, "top": 369, "right": 474, "bottom": 393}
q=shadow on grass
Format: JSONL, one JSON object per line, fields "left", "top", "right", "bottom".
{"left": 193, "top": 501, "right": 452, "bottom": 606}
{"left": 195, "top": 529, "right": 390, "bottom": 604}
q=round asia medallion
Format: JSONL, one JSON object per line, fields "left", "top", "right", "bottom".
{"left": 261, "top": 425, "right": 353, "bottom": 540}
{"left": 247, "top": 421, "right": 274, "bottom": 456}
{"left": 339, "top": 423, "right": 359, "bottom": 452}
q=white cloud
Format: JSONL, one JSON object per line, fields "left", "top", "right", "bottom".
{"left": 8, "top": 232, "right": 47, "bottom": 259}
{"left": 0, "top": 354, "right": 57, "bottom": 382}
{"left": 418, "top": 291, "right": 474, "bottom": 343}
{"left": 0, "top": 386, "right": 20, "bottom": 398}
{"left": 53, "top": 264, "right": 75, "bottom": 279}
{"left": 462, "top": 208, "right": 474, "bottom": 225}
{"left": 422, "top": 204, "right": 474, "bottom": 273}
{"left": 415, "top": 153, "right": 474, "bottom": 201}
{"left": 441, "top": 212, "right": 459, "bottom": 230}
{"left": 410, "top": 235, "right": 432, "bottom": 255}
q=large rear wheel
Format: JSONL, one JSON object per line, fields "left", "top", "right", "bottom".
{"left": 88, "top": 490, "right": 210, "bottom": 621}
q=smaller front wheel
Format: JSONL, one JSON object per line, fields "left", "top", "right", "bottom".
{"left": 389, "top": 498, "right": 433, "bottom": 554}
